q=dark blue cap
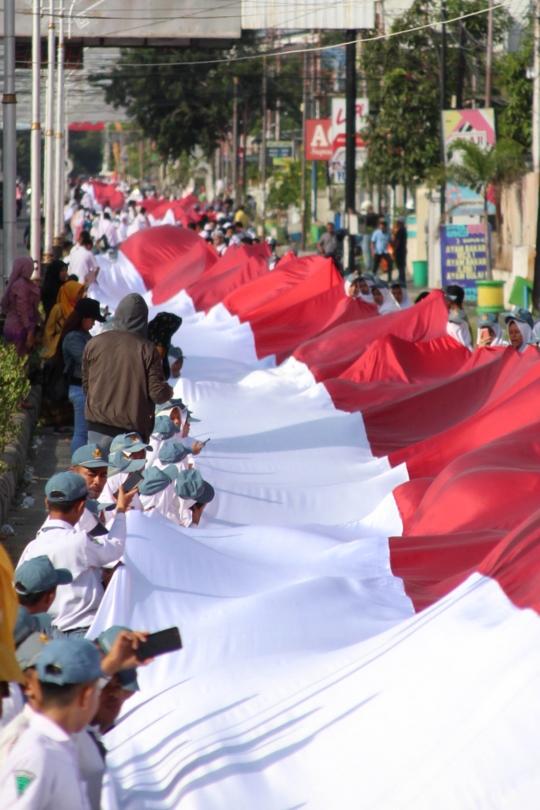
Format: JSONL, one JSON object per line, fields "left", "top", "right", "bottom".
{"left": 158, "top": 440, "right": 189, "bottom": 465}
{"left": 139, "top": 466, "right": 178, "bottom": 496}
{"left": 36, "top": 638, "right": 104, "bottom": 684}
{"left": 15, "top": 556, "right": 72, "bottom": 595}
{"left": 152, "top": 415, "right": 179, "bottom": 440}
{"left": 71, "top": 444, "right": 112, "bottom": 469}
{"left": 174, "top": 469, "right": 215, "bottom": 504}
{"left": 45, "top": 472, "right": 89, "bottom": 503}
{"left": 478, "top": 312, "right": 499, "bottom": 326}
{"left": 505, "top": 308, "right": 534, "bottom": 328}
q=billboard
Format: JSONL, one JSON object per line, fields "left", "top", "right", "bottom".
{"left": 242, "top": 0, "right": 374, "bottom": 29}
{"left": 1, "top": 0, "right": 241, "bottom": 44}
{"left": 442, "top": 109, "right": 496, "bottom": 217}
{"left": 305, "top": 120, "right": 333, "bottom": 161}
{"left": 329, "top": 97, "right": 369, "bottom": 183}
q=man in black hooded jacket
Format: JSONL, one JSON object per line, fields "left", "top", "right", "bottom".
{"left": 82, "top": 293, "right": 174, "bottom": 449}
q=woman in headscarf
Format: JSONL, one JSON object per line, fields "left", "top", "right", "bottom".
{"left": 41, "top": 259, "right": 68, "bottom": 320}
{"left": 1, "top": 257, "right": 41, "bottom": 357}
{"left": 505, "top": 311, "right": 533, "bottom": 354}
{"left": 390, "top": 281, "right": 413, "bottom": 310}
{"left": 147, "top": 312, "right": 183, "bottom": 378}
{"left": 357, "top": 275, "right": 375, "bottom": 304}
{"left": 476, "top": 312, "right": 508, "bottom": 348}
{"left": 371, "top": 281, "right": 400, "bottom": 315}
{"left": 43, "top": 280, "right": 84, "bottom": 359}
{"left": 344, "top": 277, "right": 361, "bottom": 298}
{"left": 447, "top": 308, "right": 473, "bottom": 351}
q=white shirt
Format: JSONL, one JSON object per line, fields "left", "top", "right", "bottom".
{"left": 100, "top": 472, "right": 143, "bottom": 515}
{"left": 69, "top": 245, "right": 98, "bottom": 284}
{"left": 18, "top": 516, "right": 126, "bottom": 631}
{"left": 0, "top": 711, "right": 91, "bottom": 809}
{"left": 126, "top": 212, "right": 149, "bottom": 237}
{"left": 0, "top": 684, "right": 24, "bottom": 731}
{"left": 0, "top": 708, "right": 105, "bottom": 810}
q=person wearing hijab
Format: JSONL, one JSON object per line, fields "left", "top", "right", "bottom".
{"left": 371, "top": 281, "right": 400, "bottom": 315}
{"left": 344, "top": 277, "right": 361, "bottom": 298}
{"left": 505, "top": 310, "right": 533, "bottom": 354}
{"left": 1, "top": 257, "right": 41, "bottom": 357}
{"left": 41, "top": 259, "right": 68, "bottom": 321}
{"left": 356, "top": 275, "right": 375, "bottom": 304}
{"left": 43, "top": 280, "right": 85, "bottom": 360}
{"left": 476, "top": 312, "right": 509, "bottom": 348}
{"left": 147, "top": 312, "right": 183, "bottom": 379}
{"left": 447, "top": 308, "right": 473, "bottom": 351}
{"left": 390, "top": 281, "right": 413, "bottom": 310}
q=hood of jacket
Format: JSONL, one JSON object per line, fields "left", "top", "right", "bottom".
{"left": 113, "top": 293, "right": 149, "bottom": 337}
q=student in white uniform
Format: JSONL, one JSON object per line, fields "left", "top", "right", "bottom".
{"left": 154, "top": 439, "right": 191, "bottom": 474}
{"left": 0, "top": 638, "right": 103, "bottom": 809}
{"left": 18, "top": 472, "right": 136, "bottom": 637}
{"left": 69, "top": 443, "right": 114, "bottom": 532}
{"left": 99, "top": 433, "right": 149, "bottom": 510}
{"left": 69, "top": 233, "right": 99, "bottom": 285}
{"left": 145, "top": 415, "right": 180, "bottom": 467}
{"left": 137, "top": 465, "right": 179, "bottom": 519}
{"left": 173, "top": 468, "right": 215, "bottom": 528}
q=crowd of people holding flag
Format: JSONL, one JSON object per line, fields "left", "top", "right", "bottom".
{"left": 1, "top": 185, "right": 540, "bottom": 808}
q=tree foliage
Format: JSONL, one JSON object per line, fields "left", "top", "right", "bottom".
{"left": 91, "top": 33, "right": 304, "bottom": 160}
{"left": 359, "top": 0, "right": 512, "bottom": 187}
{"left": 0, "top": 341, "right": 30, "bottom": 471}
{"left": 447, "top": 138, "right": 526, "bottom": 203}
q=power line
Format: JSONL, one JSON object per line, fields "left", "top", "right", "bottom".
{"left": 78, "top": 0, "right": 517, "bottom": 68}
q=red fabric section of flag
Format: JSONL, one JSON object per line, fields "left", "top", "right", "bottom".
{"left": 187, "top": 244, "right": 271, "bottom": 313}
{"left": 120, "top": 225, "right": 217, "bottom": 305}
{"left": 250, "top": 283, "right": 377, "bottom": 361}
{"left": 222, "top": 255, "right": 339, "bottom": 321}
{"left": 90, "top": 181, "right": 124, "bottom": 211}
{"left": 293, "top": 290, "right": 450, "bottom": 382}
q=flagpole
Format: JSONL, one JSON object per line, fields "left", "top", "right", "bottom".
{"left": 43, "top": 0, "right": 55, "bottom": 264}
{"left": 2, "top": 0, "right": 17, "bottom": 286}
{"left": 30, "top": 0, "right": 42, "bottom": 276}
{"left": 54, "top": 0, "right": 65, "bottom": 256}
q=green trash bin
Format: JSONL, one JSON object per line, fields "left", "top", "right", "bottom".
{"left": 509, "top": 276, "right": 533, "bottom": 310}
{"left": 412, "top": 260, "right": 428, "bottom": 287}
{"left": 310, "top": 224, "right": 323, "bottom": 245}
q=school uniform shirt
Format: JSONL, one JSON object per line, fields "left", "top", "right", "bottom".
{"left": 0, "top": 704, "right": 34, "bottom": 771}
{"left": 73, "top": 727, "right": 106, "bottom": 810}
{"left": 0, "top": 684, "right": 24, "bottom": 731}
{"left": 69, "top": 246, "right": 98, "bottom": 284}
{"left": 100, "top": 472, "right": 143, "bottom": 514}
{"left": 0, "top": 711, "right": 91, "bottom": 809}
{"left": 18, "top": 515, "right": 126, "bottom": 632}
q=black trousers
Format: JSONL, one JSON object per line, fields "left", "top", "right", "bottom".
{"left": 373, "top": 252, "right": 393, "bottom": 280}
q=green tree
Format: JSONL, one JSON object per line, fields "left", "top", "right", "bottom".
{"left": 90, "top": 33, "right": 303, "bottom": 161}
{"left": 495, "top": 29, "right": 533, "bottom": 149}
{"left": 447, "top": 138, "right": 526, "bottom": 276}
{"left": 69, "top": 131, "right": 103, "bottom": 177}
{"left": 359, "top": 0, "right": 512, "bottom": 189}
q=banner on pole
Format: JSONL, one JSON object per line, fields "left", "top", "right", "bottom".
{"left": 441, "top": 223, "right": 491, "bottom": 299}
{"left": 329, "top": 97, "right": 369, "bottom": 182}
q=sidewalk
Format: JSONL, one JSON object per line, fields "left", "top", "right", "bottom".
{"left": 2, "top": 428, "right": 72, "bottom": 566}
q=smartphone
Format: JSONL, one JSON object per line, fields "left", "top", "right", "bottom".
{"left": 201, "top": 438, "right": 211, "bottom": 445}
{"left": 135, "top": 627, "right": 182, "bottom": 661}
{"left": 113, "top": 470, "right": 143, "bottom": 500}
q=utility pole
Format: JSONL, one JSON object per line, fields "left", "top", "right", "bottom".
{"left": 345, "top": 29, "right": 357, "bottom": 274}
{"left": 3, "top": 0, "right": 17, "bottom": 285}
{"left": 300, "top": 49, "right": 308, "bottom": 251}
{"left": 455, "top": 22, "right": 465, "bottom": 109}
{"left": 232, "top": 76, "right": 238, "bottom": 202}
{"left": 43, "top": 0, "right": 55, "bottom": 264}
{"left": 485, "top": 0, "right": 493, "bottom": 108}
{"left": 261, "top": 55, "right": 267, "bottom": 235}
{"left": 53, "top": 0, "right": 65, "bottom": 258}
{"left": 533, "top": 0, "right": 540, "bottom": 310}
{"left": 275, "top": 54, "right": 281, "bottom": 141}
{"left": 31, "top": 0, "right": 42, "bottom": 276}
{"left": 439, "top": 0, "right": 447, "bottom": 218}
{"left": 533, "top": 0, "right": 540, "bottom": 173}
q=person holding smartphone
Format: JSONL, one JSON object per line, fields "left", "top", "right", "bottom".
{"left": 476, "top": 312, "right": 508, "bottom": 348}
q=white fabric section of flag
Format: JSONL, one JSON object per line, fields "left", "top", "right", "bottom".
{"left": 96, "top": 557, "right": 540, "bottom": 809}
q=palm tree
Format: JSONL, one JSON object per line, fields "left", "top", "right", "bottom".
{"left": 446, "top": 138, "right": 526, "bottom": 280}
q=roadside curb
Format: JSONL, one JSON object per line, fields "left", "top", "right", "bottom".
{"left": 0, "top": 386, "right": 42, "bottom": 526}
